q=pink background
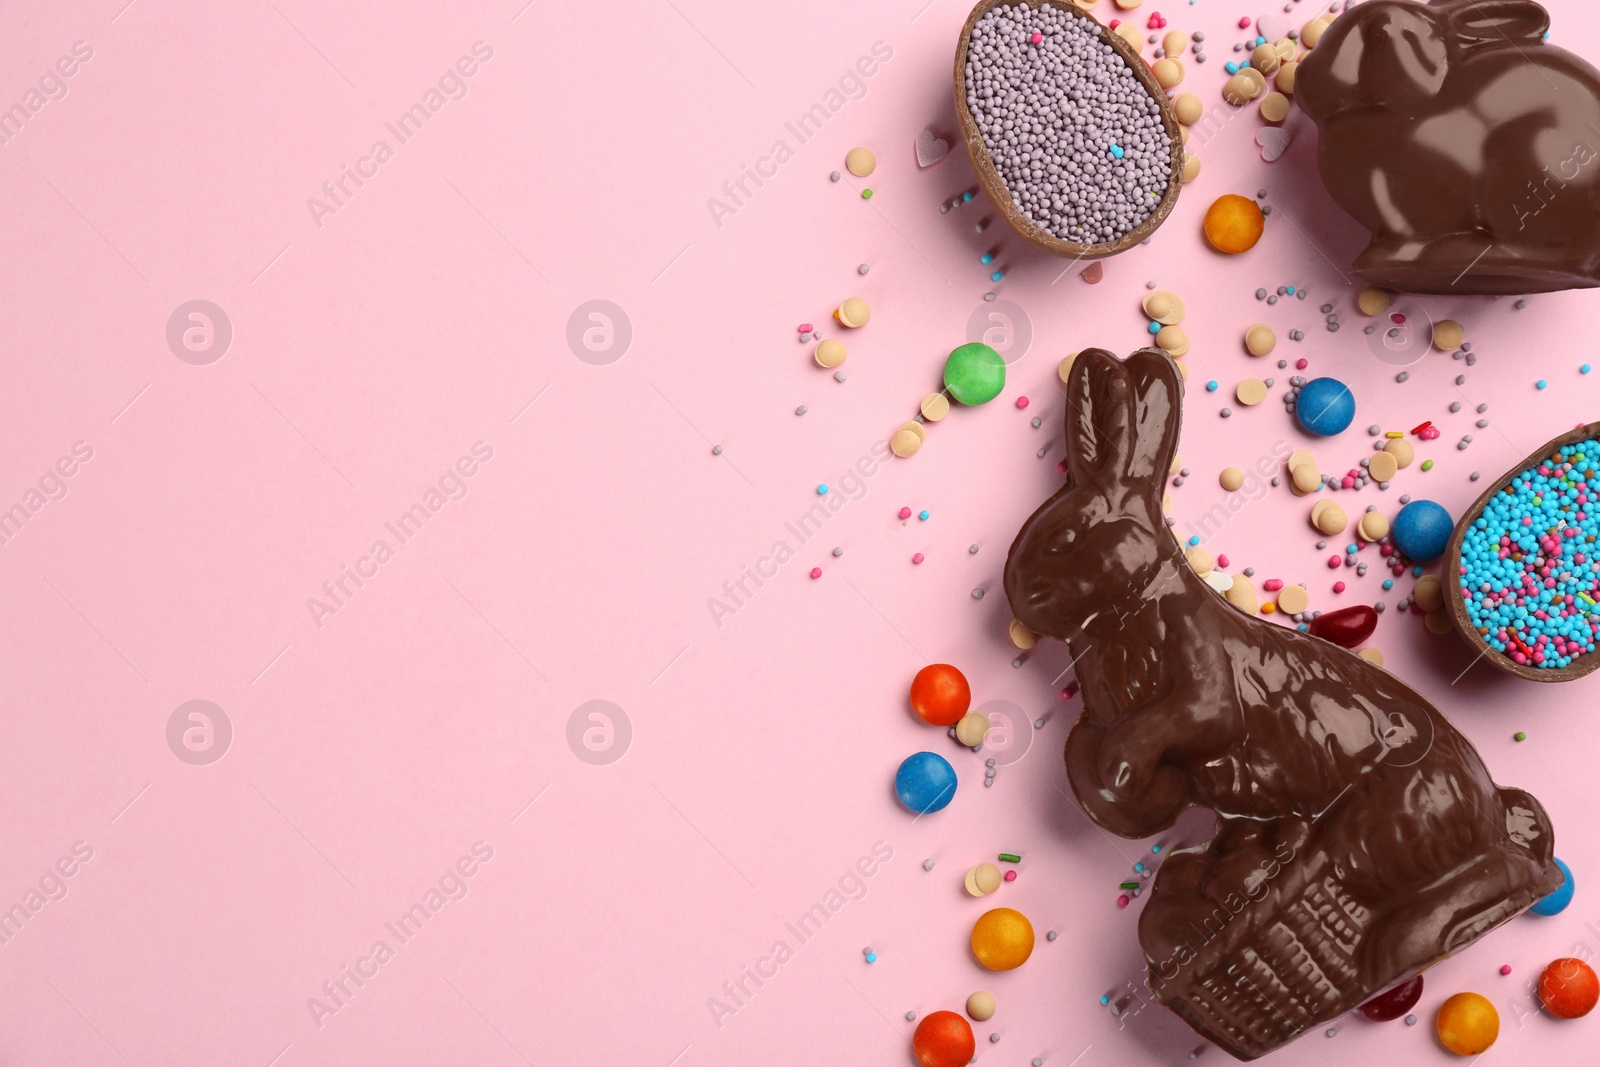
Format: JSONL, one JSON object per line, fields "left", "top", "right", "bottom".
{"left": 3, "top": 0, "right": 1599, "bottom": 1063}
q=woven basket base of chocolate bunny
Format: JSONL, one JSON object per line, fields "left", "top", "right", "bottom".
{"left": 1003, "top": 349, "right": 1561, "bottom": 1060}
{"left": 1296, "top": 0, "right": 1600, "bottom": 295}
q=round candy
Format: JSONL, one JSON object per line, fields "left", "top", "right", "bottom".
{"left": 910, "top": 664, "right": 971, "bottom": 726}
{"left": 1539, "top": 957, "right": 1599, "bottom": 1018}
{"left": 944, "top": 343, "right": 1006, "bottom": 405}
{"left": 1391, "top": 500, "right": 1454, "bottom": 562}
{"left": 966, "top": 991, "right": 996, "bottom": 1021}
{"left": 971, "top": 907, "right": 1034, "bottom": 970}
{"left": 845, "top": 147, "right": 876, "bottom": 178}
{"left": 955, "top": 711, "right": 991, "bottom": 747}
{"left": 1203, "top": 194, "right": 1265, "bottom": 254}
{"left": 1360, "top": 973, "right": 1423, "bottom": 1021}
{"left": 837, "top": 296, "right": 871, "bottom": 328}
{"left": 912, "top": 1010, "right": 975, "bottom": 1067}
{"left": 1530, "top": 856, "right": 1575, "bottom": 916}
{"left": 895, "top": 752, "right": 957, "bottom": 814}
{"left": 1436, "top": 992, "right": 1498, "bottom": 1056}
{"left": 1294, "top": 377, "right": 1356, "bottom": 436}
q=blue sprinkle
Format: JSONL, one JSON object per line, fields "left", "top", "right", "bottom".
{"left": 981, "top": 253, "right": 994, "bottom": 264}
{"left": 1383, "top": 579, "right": 1395, "bottom": 590}
{"left": 1188, "top": 536, "right": 1201, "bottom": 547}
{"left": 1152, "top": 844, "right": 1162, "bottom": 853}
{"left": 1148, "top": 321, "right": 1162, "bottom": 334}
{"left": 1206, "top": 380, "right": 1219, "bottom": 392}
{"left": 1255, "top": 35, "right": 1266, "bottom": 46}
{"left": 865, "top": 951, "right": 877, "bottom": 963}
{"left": 1583, "top": 364, "right": 1592, "bottom": 374}
{"left": 1538, "top": 379, "right": 1549, "bottom": 389}
{"left": 991, "top": 271, "right": 1003, "bottom": 282}
{"left": 962, "top": 191, "right": 974, "bottom": 202}
{"left": 817, "top": 484, "right": 829, "bottom": 495}
{"left": 919, "top": 509, "right": 930, "bottom": 520}
{"left": 1109, "top": 143, "right": 1125, "bottom": 159}
{"left": 1225, "top": 61, "right": 1239, "bottom": 74}
{"left": 1134, "top": 862, "right": 1145, "bottom": 872}
{"left": 1100, "top": 995, "right": 1111, "bottom": 1005}
{"left": 1285, "top": 286, "right": 1296, "bottom": 295}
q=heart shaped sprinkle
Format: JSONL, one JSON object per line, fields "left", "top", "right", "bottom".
{"left": 915, "top": 128, "right": 950, "bottom": 168}
{"left": 1256, "top": 125, "right": 1292, "bottom": 162}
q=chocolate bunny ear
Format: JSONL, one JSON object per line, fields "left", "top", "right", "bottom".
{"left": 1122, "top": 349, "right": 1183, "bottom": 483}
{"left": 1064, "top": 349, "right": 1134, "bottom": 487}
{"left": 1444, "top": 0, "right": 1549, "bottom": 45}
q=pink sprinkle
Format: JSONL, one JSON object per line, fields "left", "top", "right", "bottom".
{"left": 1109, "top": 18, "right": 1120, "bottom": 28}
{"left": 1328, "top": 555, "right": 1341, "bottom": 569}
{"left": 1016, "top": 396, "right": 1030, "bottom": 409}
{"left": 912, "top": 553, "right": 925, "bottom": 564}
{"left": 798, "top": 323, "right": 813, "bottom": 333}
{"left": 899, "top": 506, "right": 912, "bottom": 519}
{"left": 1295, "top": 358, "right": 1309, "bottom": 370}
{"left": 1030, "top": 31, "right": 1042, "bottom": 43}
{"left": 1263, "top": 578, "right": 1284, "bottom": 591}
{"left": 1238, "top": 16, "right": 1252, "bottom": 27}
{"left": 1057, "top": 460, "right": 1069, "bottom": 473}
{"left": 1217, "top": 554, "right": 1230, "bottom": 568}
{"left": 810, "top": 567, "right": 822, "bottom": 579}
{"left": 1333, "top": 581, "right": 1346, "bottom": 593}
{"left": 1340, "top": 476, "right": 1355, "bottom": 489}
{"left": 1004, "top": 870, "right": 1018, "bottom": 882}
{"left": 1117, "top": 894, "right": 1131, "bottom": 908}
{"left": 1391, "top": 313, "right": 1406, "bottom": 325}
{"left": 1500, "top": 965, "right": 1513, "bottom": 976}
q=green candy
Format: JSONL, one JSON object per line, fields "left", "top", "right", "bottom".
{"left": 943, "top": 342, "right": 1005, "bottom": 405}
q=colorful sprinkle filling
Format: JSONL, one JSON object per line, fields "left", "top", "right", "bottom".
{"left": 1458, "top": 439, "right": 1600, "bottom": 668}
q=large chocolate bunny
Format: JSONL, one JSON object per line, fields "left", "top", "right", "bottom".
{"left": 1296, "top": 0, "right": 1600, "bottom": 294}
{"left": 1005, "top": 349, "right": 1558, "bottom": 1060}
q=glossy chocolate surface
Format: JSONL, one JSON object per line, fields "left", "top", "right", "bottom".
{"left": 1004, "top": 349, "right": 1559, "bottom": 1060}
{"left": 1296, "top": 0, "right": 1600, "bottom": 294}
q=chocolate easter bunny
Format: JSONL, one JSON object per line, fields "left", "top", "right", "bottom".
{"left": 1296, "top": 0, "right": 1600, "bottom": 294}
{"left": 1004, "top": 349, "right": 1558, "bottom": 1060}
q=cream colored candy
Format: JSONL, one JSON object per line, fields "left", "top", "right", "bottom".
{"left": 1163, "top": 488, "right": 1173, "bottom": 513}
{"left": 1245, "top": 323, "right": 1276, "bottom": 356}
{"left": 837, "top": 296, "right": 871, "bottom": 328}
{"left": 965, "top": 862, "right": 1003, "bottom": 897}
{"left": 1170, "top": 451, "right": 1182, "bottom": 476}
{"left": 1142, "top": 290, "right": 1186, "bottom": 324}
{"left": 1311, "top": 499, "right": 1348, "bottom": 535}
{"left": 1181, "top": 153, "right": 1201, "bottom": 183}
{"left": 956, "top": 711, "right": 992, "bottom": 746}
{"left": 890, "top": 427, "right": 922, "bottom": 458}
{"left": 1058, "top": 353, "right": 1078, "bottom": 386}
{"left": 1186, "top": 547, "right": 1215, "bottom": 576}
{"left": 814, "top": 339, "right": 847, "bottom": 368}
{"left": 1205, "top": 570, "right": 1235, "bottom": 594}
{"left": 1250, "top": 44, "right": 1281, "bottom": 76}
{"left": 1432, "top": 319, "right": 1465, "bottom": 351}
{"left": 1180, "top": 124, "right": 1191, "bottom": 146}
{"left": 1358, "top": 646, "right": 1385, "bottom": 665}
{"left": 1070, "top": 0, "right": 1096, "bottom": 7}
{"left": 1155, "top": 325, "right": 1189, "bottom": 353}
{"left": 1008, "top": 619, "right": 1037, "bottom": 649}
{"left": 1236, "top": 378, "right": 1268, "bottom": 406}
{"left": 1164, "top": 31, "right": 1189, "bottom": 57}
{"left": 1259, "top": 91, "right": 1290, "bottom": 123}
{"left": 1277, "top": 584, "right": 1310, "bottom": 615}
{"left": 1413, "top": 574, "right": 1445, "bottom": 613}
{"left": 1115, "top": 22, "right": 1144, "bottom": 48}
{"left": 1220, "top": 466, "right": 1245, "bottom": 491}
{"left": 1301, "top": 16, "right": 1331, "bottom": 47}
{"left": 1357, "top": 287, "right": 1391, "bottom": 316}
{"left": 920, "top": 392, "right": 951, "bottom": 422}
{"left": 1226, "top": 574, "right": 1258, "bottom": 613}
{"left": 1153, "top": 58, "right": 1183, "bottom": 89}
{"left": 1368, "top": 450, "right": 1398, "bottom": 482}
{"left": 1291, "top": 464, "right": 1321, "bottom": 494}
{"left": 1174, "top": 92, "right": 1203, "bottom": 125}
{"left": 967, "top": 991, "right": 997, "bottom": 1022}
{"left": 1238, "top": 66, "right": 1267, "bottom": 96}
{"left": 1384, "top": 438, "right": 1415, "bottom": 468}
{"left": 900, "top": 420, "right": 926, "bottom": 443}
{"left": 1276, "top": 61, "right": 1298, "bottom": 95}
{"left": 1357, "top": 511, "right": 1391, "bottom": 541}
{"left": 1287, "top": 449, "right": 1315, "bottom": 471}
{"left": 1114, "top": 0, "right": 1143, "bottom": 9}
{"left": 1274, "top": 37, "right": 1297, "bottom": 60}
{"left": 1223, "top": 73, "right": 1255, "bottom": 106}
{"left": 1425, "top": 608, "right": 1454, "bottom": 635}
{"left": 1174, "top": 356, "right": 1189, "bottom": 376}
{"left": 845, "top": 147, "right": 876, "bottom": 177}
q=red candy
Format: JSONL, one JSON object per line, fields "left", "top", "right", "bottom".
{"left": 1539, "top": 958, "right": 1600, "bottom": 1019}
{"left": 1360, "top": 973, "right": 1424, "bottom": 1021}
{"left": 1309, "top": 605, "right": 1379, "bottom": 648}
{"left": 910, "top": 664, "right": 971, "bottom": 726}
{"left": 913, "top": 1011, "right": 975, "bottom": 1067}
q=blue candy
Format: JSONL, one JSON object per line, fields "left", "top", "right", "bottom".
{"left": 1392, "top": 499, "right": 1454, "bottom": 562}
{"left": 1530, "top": 856, "right": 1575, "bottom": 916}
{"left": 895, "top": 752, "right": 957, "bottom": 814}
{"left": 1294, "top": 377, "right": 1356, "bottom": 437}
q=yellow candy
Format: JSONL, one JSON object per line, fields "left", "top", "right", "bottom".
{"left": 1203, "top": 194, "right": 1265, "bottom": 254}
{"left": 1437, "top": 992, "right": 1498, "bottom": 1056}
{"left": 971, "top": 907, "right": 1034, "bottom": 971}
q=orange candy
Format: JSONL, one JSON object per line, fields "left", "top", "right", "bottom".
{"left": 1539, "top": 957, "right": 1600, "bottom": 1018}
{"left": 1203, "top": 194, "right": 1265, "bottom": 254}
{"left": 912, "top": 1010, "right": 975, "bottom": 1067}
{"left": 910, "top": 663, "right": 971, "bottom": 726}
{"left": 1436, "top": 992, "right": 1498, "bottom": 1056}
